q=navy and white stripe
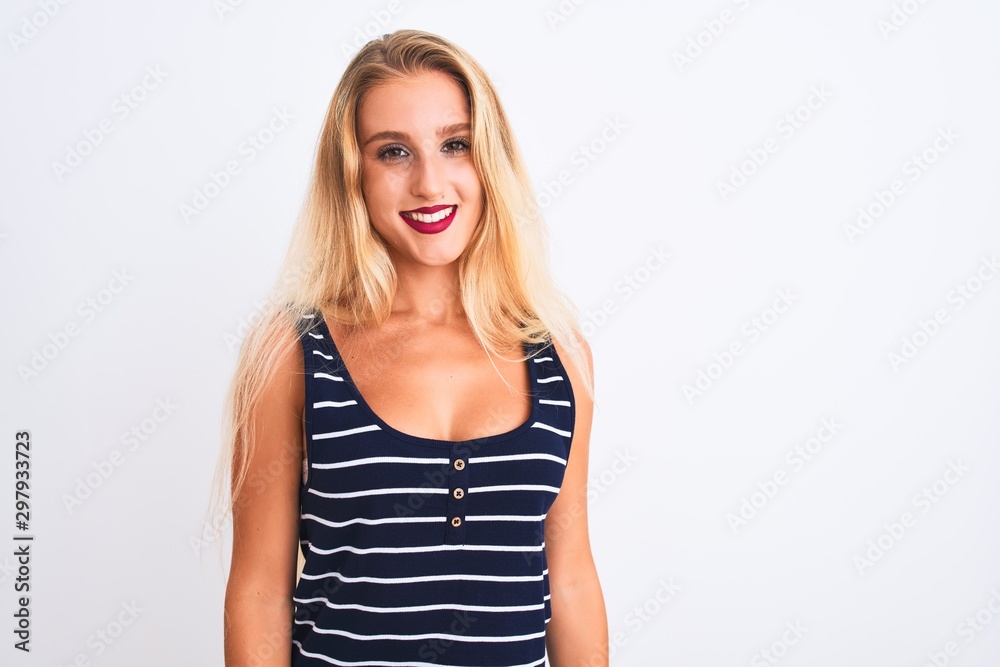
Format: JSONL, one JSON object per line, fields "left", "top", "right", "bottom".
{"left": 291, "top": 310, "right": 575, "bottom": 666}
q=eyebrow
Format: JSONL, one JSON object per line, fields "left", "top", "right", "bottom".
{"left": 362, "top": 122, "right": 471, "bottom": 147}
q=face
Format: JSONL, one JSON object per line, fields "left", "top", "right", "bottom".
{"left": 356, "top": 69, "right": 484, "bottom": 269}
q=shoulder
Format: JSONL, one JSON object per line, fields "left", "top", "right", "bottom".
{"left": 243, "top": 308, "right": 306, "bottom": 411}
{"left": 548, "top": 329, "right": 594, "bottom": 427}
{"left": 550, "top": 329, "right": 593, "bottom": 395}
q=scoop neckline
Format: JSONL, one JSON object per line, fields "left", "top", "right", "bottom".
{"left": 312, "top": 311, "right": 538, "bottom": 449}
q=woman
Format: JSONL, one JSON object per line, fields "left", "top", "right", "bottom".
{"left": 211, "top": 29, "right": 607, "bottom": 666}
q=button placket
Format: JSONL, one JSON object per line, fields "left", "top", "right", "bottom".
{"left": 444, "top": 446, "right": 469, "bottom": 544}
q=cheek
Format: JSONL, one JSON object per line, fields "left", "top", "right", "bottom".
{"left": 455, "top": 166, "right": 484, "bottom": 205}
{"left": 361, "top": 170, "right": 403, "bottom": 214}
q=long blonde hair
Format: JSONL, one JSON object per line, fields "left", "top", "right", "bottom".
{"left": 202, "top": 28, "right": 594, "bottom": 567}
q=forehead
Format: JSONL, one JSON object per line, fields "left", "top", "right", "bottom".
{"left": 357, "top": 70, "right": 470, "bottom": 139}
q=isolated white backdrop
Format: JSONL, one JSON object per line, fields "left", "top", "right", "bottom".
{"left": 2, "top": 1, "right": 999, "bottom": 665}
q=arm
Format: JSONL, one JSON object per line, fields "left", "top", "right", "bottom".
{"left": 545, "top": 335, "right": 609, "bottom": 666}
{"left": 224, "top": 320, "right": 304, "bottom": 666}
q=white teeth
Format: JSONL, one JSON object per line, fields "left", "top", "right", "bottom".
{"left": 402, "top": 206, "right": 455, "bottom": 223}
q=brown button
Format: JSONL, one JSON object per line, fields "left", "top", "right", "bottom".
{"left": 451, "top": 516, "right": 462, "bottom": 527}
{"left": 453, "top": 459, "right": 466, "bottom": 470}
{"left": 453, "top": 488, "right": 464, "bottom": 499}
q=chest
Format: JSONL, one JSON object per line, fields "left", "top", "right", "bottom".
{"left": 332, "top": 324, "right": 532, "bottom": 443}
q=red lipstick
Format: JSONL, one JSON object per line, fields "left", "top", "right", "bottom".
{"left": 399, "top": 204, "right": 457, "bottom": 235}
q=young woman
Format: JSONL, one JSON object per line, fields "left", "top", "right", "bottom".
{"left": 211, "top": 29, "right": 607, "bottom": 666}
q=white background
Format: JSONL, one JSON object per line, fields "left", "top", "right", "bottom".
{"left": 2, "top": 1, "right": 999, "bottom": 665}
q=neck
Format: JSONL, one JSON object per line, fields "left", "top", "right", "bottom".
{"left": 389, "top": 258, "right": 465, "bottom": 325}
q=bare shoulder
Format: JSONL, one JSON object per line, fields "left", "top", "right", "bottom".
{"left": 251, "top": 309, "right": 305, "bottom": 415}
{"left": 232, "top": 309, "right": 305, "bottom": 493}
{"left": 226, "top": 309, "right": 305, "bottom": 604}
{"left": 548, "top": 330, "right": 595, "bottom": 466}
{"left": 550, "top": 329, "right": 594, "bottom": 409}
{"left": 543, "top": 329, "right": 597, "bottom": 586}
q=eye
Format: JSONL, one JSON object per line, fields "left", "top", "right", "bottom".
{"left": 376, "top": 143, "right": 408, "bottom": 163}
{"left": 443, "top": 137, "right": 471, "bottom": 155}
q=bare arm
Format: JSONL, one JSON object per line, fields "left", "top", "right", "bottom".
{"left": 545, "top": 335, "right": 609, "bottom": 666}
{"left": 224, "top": 321, "right": 304, "bottom": 666}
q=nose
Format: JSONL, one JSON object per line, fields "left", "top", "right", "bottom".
{"left": 410, "top": 152, "right": 445, "bottom": 201}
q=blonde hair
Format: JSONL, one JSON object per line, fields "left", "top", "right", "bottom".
{"left": 203, "top": 29, "right": 594, "bottom": 568}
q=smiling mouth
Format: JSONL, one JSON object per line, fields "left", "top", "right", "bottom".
{"left": 400, "top": 205, "right": 457, "bottom": 223}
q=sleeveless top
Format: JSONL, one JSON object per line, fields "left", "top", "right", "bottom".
{"left": 290, "top": 309, "right": 576, "bottom": 667}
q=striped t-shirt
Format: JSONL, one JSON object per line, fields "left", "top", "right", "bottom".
{"left": 290, "top": 309, "right": 576, "bottom": 666}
